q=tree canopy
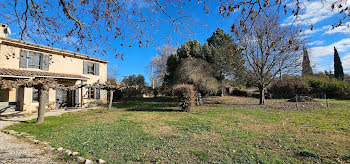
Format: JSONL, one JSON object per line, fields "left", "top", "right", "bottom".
{"left": 164, "top": 28, "right": 244, "bottom": 95}
{"left": 1, "top": 0, "right": 348, "bottom": 57}
{"left": 233, "top": 13, "right": 302, "bottom": 104}
{"left": 121, "top": 74, "right": 146, "bottom": 88}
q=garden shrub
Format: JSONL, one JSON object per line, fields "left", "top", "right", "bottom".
{"left": 121, "top": 87, "right": 142, "bottom": 98}
{"left": 175, "top": 58, "right": 220, "bottom": 96}
{"left": 173, "top": 84, "right": 195, "bottom": 112}
{"left": 231, "top": 88, "right": 248, "bottom": 97}
{"left": 268, "top": 76, "right": 309, "bottom": 99}
{"left": 306, "top": 75, "right": 350, "bottom": 99}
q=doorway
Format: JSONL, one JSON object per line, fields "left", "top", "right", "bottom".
{"left": 56, "top": 89, "right": 80, "bottom": 108}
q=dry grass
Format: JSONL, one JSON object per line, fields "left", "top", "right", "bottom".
{"left": 6, "top": 96, "right": 350, "bottom": 163}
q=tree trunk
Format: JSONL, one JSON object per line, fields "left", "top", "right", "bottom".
{"left": 108, "top": 90, "right": 114, "bottom": 110}
{"left": 36, "top": 87, "right": 46, "bottom": 124}
{"left": 259, "top": 86, "right": 265, "bottom": 105}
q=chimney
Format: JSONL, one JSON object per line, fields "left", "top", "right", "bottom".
{"left": 0, "top": 23, "right": 10, "bottom": 38}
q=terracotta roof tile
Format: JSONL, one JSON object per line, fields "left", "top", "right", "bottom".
{"left": 0, "top": 68, "right": 87, "bottom": 80}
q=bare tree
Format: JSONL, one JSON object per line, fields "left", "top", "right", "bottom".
{"left": 0, "top": 0, "right": 199, "bottom": 57}
{"left": 219, "top": 0, "right": 350, "bottom": 32}
{"left": 0, "top": 0, "right": 348, "bottom": 58}
{"left": 149, "top": 45, "right": 177, "bottom": 87}
{"left": 233, "top": 13, "right": 302, "bottom": 104}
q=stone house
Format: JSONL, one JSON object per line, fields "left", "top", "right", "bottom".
{"left": 0, "top": 24, "right": 108, "bottom": 112}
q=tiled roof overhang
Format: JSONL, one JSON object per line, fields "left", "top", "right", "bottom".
{"left": 0, "top": 37, "right": 108, "bottom": 64}
{"left": 0, "top": 68, "right": 88, "bottom": 80}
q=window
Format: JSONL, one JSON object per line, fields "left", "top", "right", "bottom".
{"left": 83, "top": 61, "right": 99, "bottom": 75}
{"left": 27, "top": 52, "right": 41, "bottom": 69}
{"left": 87, "top": 62, "right": 95, "bottom": 75}
{"left": 32, "top": 88, "right": 48, "bottom": 102}
{"left": 88, "top": 88, "right": 95, "bottom": 99}
{"left": 32, "top": 88, "right": 39, "bottom": 102}
{"left": 87, "top": 88, "right": 100, "bottom": 99}
{"left": 96, "top": 89, "right": 100, "bottom": 100}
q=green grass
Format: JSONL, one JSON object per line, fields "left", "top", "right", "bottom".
{"left": 6, "top": 97, "right": 350, "bottom": 163}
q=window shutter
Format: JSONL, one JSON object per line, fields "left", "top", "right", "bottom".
{"left": 19, "top": 50, "right": 27, "bottom": 68}
{"left": 56, "top": 90, "right": 62, "bottom": 108}
{"left": 75, "top": 89, "right": 79, "bottom": 106}
{"left": 96, "top": 89, "right": 100, "bottom": 99}
{"left": 95, "top": 63, "right": 100, "bottom": 75}
{"left": 83, "top": 61, "right": 88, "bottom": 74}
{"left": 41, "top": 54, "right": 50, "bottom": 71}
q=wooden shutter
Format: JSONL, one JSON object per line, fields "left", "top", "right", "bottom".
{"left": 19, "top": 49, "right": 27, "bottom": 68}
{"left": 95, "top": 63, "right": 100, "bottom": 75}
{"left": 41, "top": 54, "right": 50, "bottom": 71}
{"left": 83, "top": 61, "right": 88, "bottom": 74}
{"left": 75, "top": 89, "right": 79, "bottom": 106}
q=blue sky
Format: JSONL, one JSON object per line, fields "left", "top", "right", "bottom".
{"left": 111, "top": 0, "right": 350, "bottom": 83}
{"left": 1, "top": 0, "right": 349, "bottom": 84}
{"left": 283, "top": 0, "right": 350, "bottom": 75}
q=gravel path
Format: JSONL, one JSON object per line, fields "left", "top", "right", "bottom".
{"left": 0, "top": 109, "right": 89, "bottom": 164}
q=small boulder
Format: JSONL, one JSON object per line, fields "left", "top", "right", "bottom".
{"left": 8, "top": 130, "right": 18, "bottom": 135}
{"left": 56, "top": 147, "right": 64, "bottom": 152}
{"left": 65, "top": 150, "right": 72, "bottom": 156}
{"left": 25, "top": 135, "right": 35, "bottom": 139}
{"left": 77, "top": 156, "right": 85, "bottom": 163}
{"left": 33, "top": 140, "right": 39, "bottom": 144}
{"left": 84, "top": 159, "right": 93, "bottom": 164}
{"left": 20, "top": 132, "right": 28, "bottom": 136}
{"left": 97, "top": 159, "right": 106, "bottom": 164}
{"left": 2, "top": 130, "right": 9, "bottom": 134}
{"left": 72, "top": 152, "right": 79, "bottom": 156}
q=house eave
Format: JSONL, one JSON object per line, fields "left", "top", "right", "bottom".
{"left": 0, "top": 37, "right": 109, "bottom": 64}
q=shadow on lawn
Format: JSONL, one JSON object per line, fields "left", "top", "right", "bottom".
{"left": 112, "top": 97, "right": 182, "bottom": 112}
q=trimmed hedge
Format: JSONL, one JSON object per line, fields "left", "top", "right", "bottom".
{"left": 173, "top": 84, "right": 195, "bottom": 112}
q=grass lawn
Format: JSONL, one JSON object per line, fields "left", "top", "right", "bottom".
{"left": 6, "top": 97, "right": 350, "bottom": 163}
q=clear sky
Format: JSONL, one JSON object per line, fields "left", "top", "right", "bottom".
{"left": 1, "top": 0, "right": 349, "bottom": 84}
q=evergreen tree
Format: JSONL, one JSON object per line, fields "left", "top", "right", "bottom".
{"left": 176, "top": 39, "right": 203, "bottom": 59}
{"left": 302, "top": 46, "right": 313, "bottom": 76}
{"left": 206, "top": 28, "right": 244, "bottom": 82}
{"left": 334, "top": 47, "right": 344, "bottom": 80}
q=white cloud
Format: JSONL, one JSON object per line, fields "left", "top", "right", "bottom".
{"left": 324, "top": 22, "right": 350, "bottom": 35}
{"left": 307, "top": 40, "right": 324, "bottom": 46}
{"left": 309, "top": 38, "right": 350, "bottom": 57}
{"left": 283, "top": 0, "right": 337, "bottom": 26}
{"left": 343, "top": 53, "right": 350, "bottom": 68}
{"left": 301, "top": 25, "right": 330, "bottom": 36}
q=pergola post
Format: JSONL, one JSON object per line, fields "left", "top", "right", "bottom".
{"left": 108, "top": 90, "right": 113, "bottom": 110}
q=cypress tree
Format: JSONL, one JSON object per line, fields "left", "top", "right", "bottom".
{"left": 302, "top": 46, "right": 313, "bottom": 76}
{"left": 334, "top": 47, "right": 344, "bottom": 80}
